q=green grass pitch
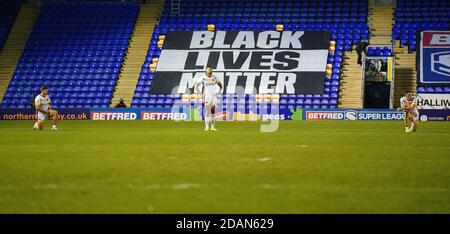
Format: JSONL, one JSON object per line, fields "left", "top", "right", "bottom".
{"left": 0, "top": 120, "right": 449, "bottom": 214}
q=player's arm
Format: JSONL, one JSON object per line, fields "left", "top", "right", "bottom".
{"left": 410, "top": 98, "right": 418, "bottom": 108}
{"left": 216, "top": 80, "right": 223, "bottom": 95}
{"left": 194, "top": 80, "right": 201, "bottom": 94}
{"left": 195, "top": 82, "right": 202, "bottom": 94}
{"left": 397, "top": 106, "right": 411, "bottom": 112}
{"left": 48, "top": 98, "right": 52, "bottom": 110}
{"left": 35, "top": 103, "right": 49, "bottom": 114}
{"left": 397, "top": 99, "right": 410, "bottom": 112}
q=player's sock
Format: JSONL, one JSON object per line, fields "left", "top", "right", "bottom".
{"left": 204, "top": 117, "right": 209, "bottom": 130}
{"left": 33, "top": 122, "right": 38, "bottom": 129}
{"left": 405, "top": 126, "right": 412, "bottom": 133}
{"left": 51, "top": 125, "right": 58, "bottom": 131}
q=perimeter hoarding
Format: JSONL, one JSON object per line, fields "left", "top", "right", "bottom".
{"left": 1, "top": 108, "right": 448, "bottom": 121}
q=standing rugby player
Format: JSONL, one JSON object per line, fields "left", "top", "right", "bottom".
{"left": 195, "top": 66, "right": 223, "bottom": 131}
{"left": 398, "top": 91, "right": 419, "bottom": 133}
{"left": 33, "top": 86, "right": 59, "bottom": 131}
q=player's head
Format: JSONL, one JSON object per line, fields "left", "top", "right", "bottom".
{"left": 40, "top": 85, "right": 49, "bottom": 96}
{"left": 404, "top": 90, "right": 412, "bottom": 99}
{"left": 206, "top": 66, "right": 213, "bottom": 77}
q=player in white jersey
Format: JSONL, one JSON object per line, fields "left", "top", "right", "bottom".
{"left": 194, "top": 66, "right": 223, "bottom": 131}
{"left": 33, "top": 86, "right": 59, "bottom": 131}
{"left": 397, "top": 91, "right": 419, "bottom": 133}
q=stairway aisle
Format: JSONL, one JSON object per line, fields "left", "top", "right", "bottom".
{"left": 110, "top": 3, "right": 161, "bottom": 107}
{"left": 0, "top": 5, "right": 38, "bottom": 102}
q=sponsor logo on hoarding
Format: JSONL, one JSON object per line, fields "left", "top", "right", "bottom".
{"left": 289, "top": 108, "right": 303, "bottom": 120}
{"left": 141, "top": 112, "right": 188, "bottom": 120}
{"left": 419, "top": 31, "right": 450, "bottom": 84}
{"left": 423, "top": 115, "right": 445, "bottom": 121}
{"left": 416, "top": 94, "right": 450, "bottom": 109}
{"left": 306, "top": 111, "right": 344, "bottom": 120}
{"left": 420, "top": 115, "right": 428, "bottom": 121}
{"left": 430, "top": 116, "right": 445, "bottom": 121}
{"left": 431, "top": 51, "right": 450, "bottom": 77}
{"left": 91, "top": 112, "right": 137, "bottom": 120}
{"left": 305, "top": 110, "right": 404, "bottom": 121}
{"left": 261, "top": 114, "right": 286, "bottom": 121}
{"left": 0, "top": 108, "right": 90, "bottom": 120}
{"left": 344, "top": 110, "right": 357, "bottom": 120}
{"left": 356, "top": 112, "right": 404, "bottom": 120}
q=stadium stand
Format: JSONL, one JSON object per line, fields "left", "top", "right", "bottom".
{"left": 2, "top": 0, "right": 445, "bottom": 110}
{"left": 131, "top": 0, "right": 370, "bottom": 110}
{"left": 0, "top": 1, "right": 139, "bottom": 109}
{"left": 393, "top": 0, "right": 449, "bottom": 52}
{"left": 392, "top": 0, "right": 450, "bottom": 101}
{"left": 0, "top": 0, "right": 22, "bottom": 50}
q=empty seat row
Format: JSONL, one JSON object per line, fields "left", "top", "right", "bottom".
{"left": 417, "top": 86, "right": 450, "bottom": 93}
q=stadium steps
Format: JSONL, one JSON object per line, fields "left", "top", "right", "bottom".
{"left": 368, "top": 2, "right": 394, "bottom": 45}
{"left": 338, "top": 49, "right": 363, "bottom": 108}
{"left": 393, "top": 45, "right": 417, "bottom": 107}
{"left": 110, "top": 3, "right": 161, "bottom": 107}
{"left": 0, "top": 4, "right": 38, "bottom": 102}
{"left": 339, "top": 1, "right": 396, "bottom": 109}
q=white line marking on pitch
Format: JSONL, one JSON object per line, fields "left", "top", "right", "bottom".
{"left": 257, "top": 157, "right": 272, "bottom": 162}
{"left": 172, "top": 183, "right": 201, "bottom": 190}
{"left": 241, "top": 157, "right": 272, "bottom": 162}
{"left": 295, "top": 145, "right": 308, "bottom": 148}
{"left": 126, "top": 184, "right": 161, "bottom": 190}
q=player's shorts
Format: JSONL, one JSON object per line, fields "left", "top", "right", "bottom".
{"left": 411, "top": 110, "right": 419, "bottom": 122}
{"left": 37, "top": 111, "right": 48, "bottom": 121}
{"left": 405, "top": 110, "right": 419, "bottom": 122}
{"left": 204, "top": 94, "right": 217, "bottom": 106}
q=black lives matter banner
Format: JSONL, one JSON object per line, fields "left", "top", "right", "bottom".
{"left": 150, "top": 31, "right": 330, "bottom": 94}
